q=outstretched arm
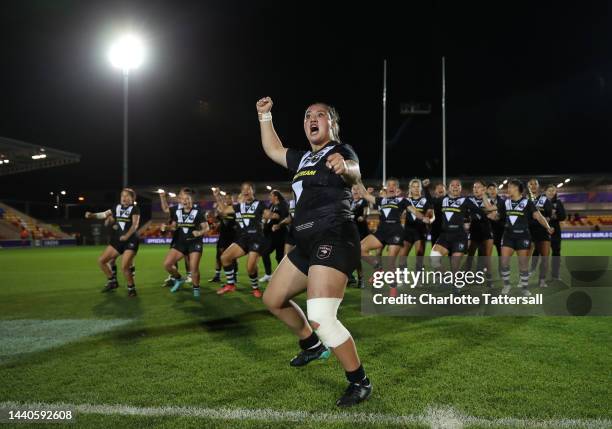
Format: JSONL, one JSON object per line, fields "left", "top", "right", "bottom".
{"left": 355, "top": 182, "right": 376, "bottom": 205}
{"left": 257, "top": 97, "right": 288, "bottom": 168}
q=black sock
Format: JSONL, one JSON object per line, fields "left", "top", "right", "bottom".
{"left": 173, "top": 274, "right": 182, "bottom": 280}
{"left": 214, "top": 269, "right": 220, "bottom": 277}
{"left": 128, "top": 284, "right": 135, "bottom": 290}
{"left": 193, "top": 285, "right": 200, "bottom": 289}
{"left": 249, "top": 273, "right": 259, "bottom": 289}
{"left": 299, "top": 332, "right": 321, "bottom": 351}
{"left": 345, "top": 364, "right": 367, "bottom": 384}
{"left": 224, "top": 265, "right": 235, "bottom": 284}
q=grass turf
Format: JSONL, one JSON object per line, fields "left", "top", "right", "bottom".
{"left": 0, "top": 240, "right": 611, "bottom": 428}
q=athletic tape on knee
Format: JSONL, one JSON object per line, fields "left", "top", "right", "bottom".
{"left": 306, "top": 298, "right": 351, "bottom": 348}
{"left": 430, "top": 250, "right": 443, "bottom": 268}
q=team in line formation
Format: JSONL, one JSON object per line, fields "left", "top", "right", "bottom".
{"left": 84, "top": 97, "right": 566, "bottom": 407}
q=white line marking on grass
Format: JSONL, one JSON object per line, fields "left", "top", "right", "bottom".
{"left": 1, "top": 402, "right": 610, "bottom": 428}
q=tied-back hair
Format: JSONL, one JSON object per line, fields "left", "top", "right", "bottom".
{"left": 122, "top": 188, "right": 136, "bottom": 203}
{"left": 271, "top": 189, "right": 286, "bottom": 204}
{"left": 309, "top": 102, "right": 341, "bottom": 142}
{"left": 242, "top": 181, "right": 255, "bottom": 193}
{"left": 409, "top": 178, "right": 422, "bottom": 193}
{"left": 509, "top": 179, "right": 525, "bottom": 194}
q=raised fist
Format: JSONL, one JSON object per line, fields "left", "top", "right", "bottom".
{"left": 256, "top": 97, "right": 273, "bottom": 114}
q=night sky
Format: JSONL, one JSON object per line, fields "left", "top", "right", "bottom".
{"left": 1, "top": 1, "right": 611, "bottom": 201}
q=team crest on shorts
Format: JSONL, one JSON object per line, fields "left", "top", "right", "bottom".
{"left": 457, "top": 243, "right": 465, "bottom": 251}
{"left": 128, "top": 242, "right": 135, "bottom": 248}
{"left": 317, "top": 244, "right": 333, "bottom": 259}
{"left": 195, "top": 244, "right": 202, "bottom": 251}
{"left": 523, "top": 239, "right": 530, "bottom": 248}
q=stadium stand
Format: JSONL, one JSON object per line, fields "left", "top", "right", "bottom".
{"left": 0, "top": 202, "right": 72, "bottom": 240}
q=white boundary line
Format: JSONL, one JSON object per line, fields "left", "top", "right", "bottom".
{"left": 1, "top": 402, "right": 611, "bottom": 428}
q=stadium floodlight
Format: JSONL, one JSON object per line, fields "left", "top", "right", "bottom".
{"left": 60, "top": 190, "right": 66, "bottom": 195}
{"left": 502, "top": 179, "right": 508, "bottom": 184}
{"left": 557, "top": 183, "right": 564, "bottom": 188}
{"left": 50, "top": 192, "right": 54, "bottom": 195}
{"left": 220, "top": 191, "right": 227, "bottom": 196}
{"left": 108, "top": 33, "right": 145, "bottom": 188}
{"left": 108, "top": 34, "right": 145, "bottom": 72}
{"left": 78, "top": 196, "right": 85, "bottom": 202}
{"left": 168, "top": 192, "right": 176, "bottom": 198}
{"left": 266, "top": 185, "right": 272, "bottom": 191}
{"left": 211, "top": 187, "right": 217, "bottom": 191}
{"left": 564, "top": 178, "right": 571, "bottom": 183}
{"left": 156, "top": 188, "right": 165, "bottom": 193}
{"left": 498, "top": 184, "right": 504, "bottom": 189}
{"left": 53, "top": 205, "right": 58, "bottom": 209}
{"left": 32, "top": 154, "right": 47, "bottom": 160}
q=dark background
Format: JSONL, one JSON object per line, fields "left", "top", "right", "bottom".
{"left": 1, "top": 1, "right": 611, "bottom": 203}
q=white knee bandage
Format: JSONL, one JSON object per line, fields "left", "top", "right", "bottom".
{"left": 430, "top": 250, "right": 443, "bottom": 269}
{"left": 306, "top": 298, "right": 351, "bottom": 348}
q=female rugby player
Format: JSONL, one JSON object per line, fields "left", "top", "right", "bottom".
{"left": 357, "top": 178, "right": 408, "bottom": 295}
{"left": 159, "top": 188, "right": 194, "bottom": 286}
{"left": 430, "top": 179, "right": 497, "bottom": 273}
{"left": 161, "top": 192, "right": 208, "bottom": 299}
{"left": 85, "top": 188, "right": 140, "bottom": 297}
{"left": 257, "top": 97, "right": 371, "bottom": 407}
{"left": 209, "top": 193, "right": 238, "bottom": 283}
{"left": 463, "top": 180, "right": 496, "bottom": 286}
{"left": 399, "top": 178, "right": 434, "bottom": 273}
{"left": 545, "top": 184, "right": 566, "bottom": 280}
{"left": 213, "top": 182, "right": 271, "bottom": 298}
{"left": 260, "top": 190, "right": 289, "bottom": 283}
{"left": 497, "top": 180, "right": 554, "bottom": 295}
{"left": 527, "top": 178, "right": 554, "bottom": 287}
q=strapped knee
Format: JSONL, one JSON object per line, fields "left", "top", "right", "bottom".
{"left": 306, "top": 298, "right": 351, "bottom": 348}
{"left": 430, "top": 250, "right": 443, "bottom": 268}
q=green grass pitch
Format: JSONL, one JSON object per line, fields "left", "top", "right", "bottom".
{"left": 1, "top": 241, "right": 611, "bottom": 428}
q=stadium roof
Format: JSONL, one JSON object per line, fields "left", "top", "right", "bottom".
{"left": 0, "top": 136, "right": 80, "bottom": 176}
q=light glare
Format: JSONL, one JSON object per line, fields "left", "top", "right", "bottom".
{"left": 108, "top": 35, "right": 145, "bottom": 71}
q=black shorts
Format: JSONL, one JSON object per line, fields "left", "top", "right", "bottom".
{"left": 110, "top": 235, "right": 139, "bottom": 255}
{"left": 235, "top": 233, "right": 267, "bottom": 254}
{"left": 217, "top": 234, "right": 235, "bottom": 250}
{"left": 373, "top": 223, "right": 404, "bottom": 246}
{"left": 403, "top": 225, "right": 427, "bottom": 244}
{"left": 530, "top": 225, "right": 550, "bottom": 242}
{"left": 286, "top": 226, "right": 296, "bottom": 246}
{"left": 288, "top": 221, "right": 360, "bottom": 278}
{"left": 172, "top": 238, "right": 203, "bottom": 255}
{"left": 435, "top": 231, "right": 468, "bottom": 254}
{"left": 469, "top": 227, "right": 494, "bottom": 243}
{"left": 502, "top": 234, "right": 532, "bottom": 251}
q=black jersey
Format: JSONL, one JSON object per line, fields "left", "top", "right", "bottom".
{"left": 218, "top": 212, "right": 237, "bottom": 238}
{"left": 112, "top": 204, "right": 140, "bottom": 239}
{"left": 435, "top": 196, "right": 478, "bottom": 233}
{"left": 375, "top": 196, "right": 409, "bottom": 225}
{"left": 233, "top": 200, "right": 265, "bottom": 235}
{"left": 264, "top": 200, "right": 290, "bottom": 234}
{"left": 499, "top": 197, "right": 536, "bottom": 235}
{"left": 350, "top": 198, "right": 368, "bottom": 221}
{"left": 529, "top": 194, "right": 552, "bottom": 227}
{"left": 171, "top": 206, "right": 205, "bottom": 241}
{"left": 467, "top": 196, "right": 495, "bottom": 237}
{"left": 549, "top": 196, "right": 566, "bottom": 238}
{"left": 404, "top": 196, "right": 432, "bottom": 228}
{"left": 286, "top": 141, "right": 358, "bottom": 237}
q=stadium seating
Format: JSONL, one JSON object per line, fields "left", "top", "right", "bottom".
{"left": 0, "top": 202, "right": 71, "bottom": 240}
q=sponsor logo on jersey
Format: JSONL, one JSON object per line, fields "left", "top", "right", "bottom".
{"left": 317, "top": 244, "right": 333, "bottom": 259}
